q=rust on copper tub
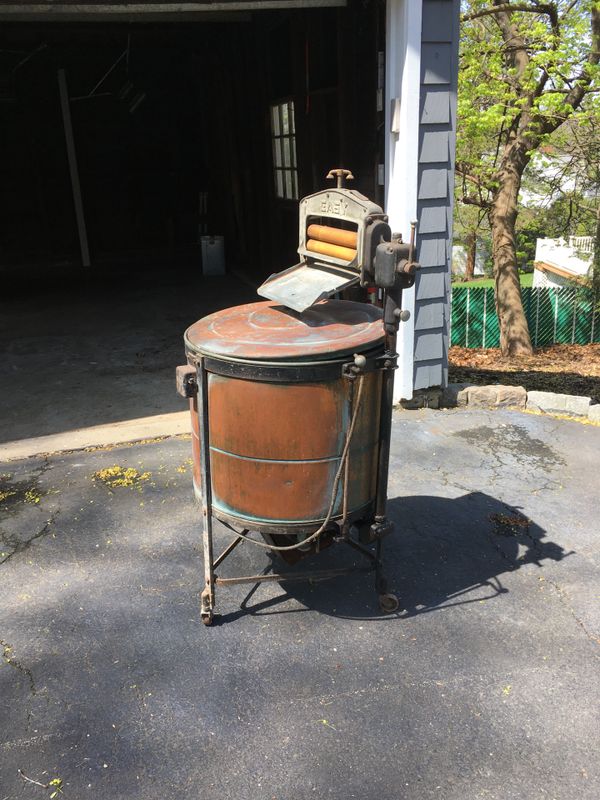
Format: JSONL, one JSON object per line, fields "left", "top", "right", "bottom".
{"left": 184, "top": 300, "right": 384, "bottom": 532}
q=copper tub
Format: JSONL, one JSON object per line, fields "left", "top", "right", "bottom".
{"left": 183, "top": 300, "right": 385, "bottom": 535}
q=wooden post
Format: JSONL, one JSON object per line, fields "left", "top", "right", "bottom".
{"left": 57, "top": 68, "right": 91, "bottom": 268}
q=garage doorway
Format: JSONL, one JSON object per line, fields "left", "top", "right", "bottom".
{"left": 0, "top": 2, "right": 384, "bottom": 444}
{"left": 0, "top": 5, "right": 383, "bottom": 288}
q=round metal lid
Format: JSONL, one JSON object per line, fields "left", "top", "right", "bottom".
{"left": 184, "top": 300, "right": 384, "bottom": 361}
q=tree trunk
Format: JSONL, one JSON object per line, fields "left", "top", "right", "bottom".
{"left": 489, "top": 147, "right": 533, "bottom": 357}
{"left": 464, "top": 232, "right": 476, "bottom": 282}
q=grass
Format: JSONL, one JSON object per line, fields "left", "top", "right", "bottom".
{"left": 451, "top": 272, "right": 534, "bottom": 289}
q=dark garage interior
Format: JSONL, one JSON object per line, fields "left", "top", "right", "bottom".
{"left": 0, "top": 4, "right": 384, "bottom": 286}
{"left": 0, "top": 2, "right": 385, "bottom": 444}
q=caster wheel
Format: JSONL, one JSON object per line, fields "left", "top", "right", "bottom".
{"left": 379, "top": 593, "right": 400, "bottom": 614}
{"left": 201, "top": 612, "right": 213, "bottom": 626}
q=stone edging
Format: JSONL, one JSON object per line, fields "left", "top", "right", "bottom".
{"left": 439, "top": 384, "right": 599, "bottom": 422}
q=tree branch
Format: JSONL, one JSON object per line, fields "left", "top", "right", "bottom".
{"left": 577, "top": 202, "right": 600, "bottom": 217}
{"left": 456, "top": 162, "right": 494, "bottom": 193}
{"left": 520, "top": 11, "right": 598, "bottom": 148}
{"left": 462, "top": 2, "right": 557, "bottom": 28}
{"left": 563, "top": 8, "right": 600, "bottom": 112}
{"left": 492, "top": 1, "right": 532, "bottom": 86}
{"left": 461, "top": 195, "right": 492, "bottom": 209}
{"left": 544, "top": 87, "right": 600, "bottom": 95}
{"left": 560, "top": 1, "right": 578, "bottom": 20}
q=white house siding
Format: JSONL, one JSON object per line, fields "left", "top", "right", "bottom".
{"left": 534, "top": 236, "right": 594, "bottom": 287}
{"left": 533, "top": 268, "right": 575, "bottom": 289}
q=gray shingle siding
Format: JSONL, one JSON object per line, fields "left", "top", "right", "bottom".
{"left": 418, "top": 167, "right": 449, "bottom": 200}
{"left": 413, "top": 0, "right": 459, "bottom": 391}
{"left": 419, "top": 129, "right": 450, "bottom": 163}
{"left": 419, "top": 235, "right": 447, "bottom": 268}
{"left": 416, "top": 266, "right": 447, "bottom": 300}
{"left": 421, "top": 0, "right": 456, "bottom": 40}
{"left": 418, "top": 202, "right": 448, "bottom": 234}
{"left": 421, "top": 44, "right": 454, "bottom": 84}
{"left": 414, "top": 298, "right": 445, "bottom": 330}
{"left": 421, "top": 88, "right": 451, "bottom": 124}
{"left": 414, "top": 359, "right": 444, "bottom": 388}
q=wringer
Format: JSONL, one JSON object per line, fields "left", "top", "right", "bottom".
{"left": 176, "top": 169, "right": 419, "bottom": 625}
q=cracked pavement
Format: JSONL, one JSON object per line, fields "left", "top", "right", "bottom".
{"left": 0, "top": 407, "right": 599, "bottom": 799}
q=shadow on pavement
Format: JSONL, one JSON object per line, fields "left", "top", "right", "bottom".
{"left": 216, "top": 491, "right": 571, "bottom": 625}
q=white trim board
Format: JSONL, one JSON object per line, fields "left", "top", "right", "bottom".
{"left": 385, "top": 0, "right": 422, "bottom": 402}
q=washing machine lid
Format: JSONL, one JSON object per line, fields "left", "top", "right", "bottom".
{"left": 184, "top": 299, "right": 384, "bottom": 361}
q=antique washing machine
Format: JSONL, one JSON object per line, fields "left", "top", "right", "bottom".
{"left": 176, "top": 169, "right": 419, "bottom": 625}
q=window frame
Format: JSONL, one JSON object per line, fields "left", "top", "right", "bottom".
{"left": 270, "top": 99, "right": 299, "bottom": 202}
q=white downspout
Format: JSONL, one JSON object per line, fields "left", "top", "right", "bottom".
{"left": 385, "top": 0, "right": 422, "bottom": 402}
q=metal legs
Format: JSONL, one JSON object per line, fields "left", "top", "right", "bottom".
{"left": 198, "top": 524, "right": 399, "bottom": 625}
{"left": 346, "top": 536, "right": 400, "bottom": 614}
{"left": 194, "top": 354, "right": 399, "bottom": 626}
{"left": 196, "top": 356, "right": 216, "bottom": 626}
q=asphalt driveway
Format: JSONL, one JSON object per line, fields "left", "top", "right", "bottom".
{"left": 1, "top": 408, "right": 599, "bottom": 800}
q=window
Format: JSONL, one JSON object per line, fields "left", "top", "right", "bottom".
{"left": 270, "top": 100, "right": 298, "bottom": 200}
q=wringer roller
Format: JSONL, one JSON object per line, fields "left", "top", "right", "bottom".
{"left": 176, "top": 169, "right": 419, "bottom": 625}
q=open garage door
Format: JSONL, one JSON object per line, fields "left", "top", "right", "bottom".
{"left": 0, "top": 0, "right": 385, "bottom": 443}
{"left": 0, "top": 1, "right": 383, "bottom": 289}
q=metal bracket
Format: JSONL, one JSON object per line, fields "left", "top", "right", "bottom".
{"left": 341, "top": 351, "right": 398, "bottom": 380}
{"left": 363, "top": 219, "right": 393, "bottom": 287}
{"left": 176, "top": 364, "right": 197, "bottom": 398}
{"left": 375, "top": 352, "right": 398, "bottom": 371}
{"left": 342, "top": 357, "right": 366, "bottom": 380}
{"left": 366, "top": 518, "right": 394, "bottom": 543}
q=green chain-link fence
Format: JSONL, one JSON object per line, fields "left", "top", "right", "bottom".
{"left": 451, "top": 286, "right": 600, "bottom": 348}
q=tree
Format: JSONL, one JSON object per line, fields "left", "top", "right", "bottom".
{"left": 453, "top": 200, "right": 489, "bottom": 280}
{"left": 456, "top": 0, "right": 600, "bottom": 356}
{"left": 524, "top": 100, "right": 600, "bottom": 289}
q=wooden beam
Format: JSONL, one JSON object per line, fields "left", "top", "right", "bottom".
{"left": 58, "top": 69, "right": 91, "bottom": 269}
{"left": 0, "top": 1, "right": 346, "bottom": 21}
{"left": 534, "top": 261, "right": 588, "bottom": 285}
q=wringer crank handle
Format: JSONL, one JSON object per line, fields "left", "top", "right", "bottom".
{"left": 326, "top": 168, "right": 355, "bottom": 188}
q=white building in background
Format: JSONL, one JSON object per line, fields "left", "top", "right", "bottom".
{"left": 534, "top": 236, "right": 595, "bottom": 288}
{"left": 451, "top": 244, "right": 486, "bottom": 278}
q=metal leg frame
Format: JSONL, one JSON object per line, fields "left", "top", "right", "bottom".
{"left": 196, "top": 356, "right": 216, "bottom": 626}
{"left": 200, "top": 527, "right": 397, "bottom": 624}
{"left": 195, "top": 357, "right": 399, "bottom": 626}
